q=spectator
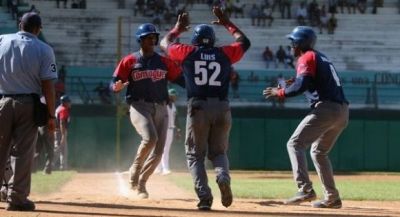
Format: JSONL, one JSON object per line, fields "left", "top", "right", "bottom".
{"left": 249, "top": 4, "right": 260, "bottom": 26}
{"left": 260, "top": 5, "right": 274, "bottom": 27}
{"left": 71, "top": 0, "right": 79, "bottom": 8}
{"left": 248, "top": 71, "right": 259, "bottom": 82}
{"left": 372, "top": 0, "right": 379, "bottom": 14}
{"left": 308, "top": 0, "right": 319, "bottom": 26}
{"left": 93, "top": 81, "right": 112, "bottom": 104}
{"left": 134, "top": 0, "right": 145, "bottom": 16}
{"left": 262, "top": 46, "right": 274, "bottom": 68}
{"left": 276, "top": 45, "right": 287, "bottom": 68}
{"left": 152, "top": 13, "right": 162, "bottom": 30}
{"left": 296, "top": 2, "right": 307, "bottom": 25}
{"left": 79, "top": 0, "right": 86, "bottom": 9}
{"left": 232, "top": 0, "right": 246, "bottom": 18}
{"left": 230, "top": 68, "right": 240, "bottom": 98}
{"left": 337, "top": 0, "right": 346, "bottom": 13}
{"left": 328, "top": 0, "right": 337, "bottom": 13}
{"left": 347, "top": 0, "right": 357, "bottom": 13}
{"left": 285, "top": 45, "right": 295, "bottom": 69}
{"left": 56, "top": 0, "right": 67, "bottom": 8}
{"left": 29, "top": 4, "right": 40, "bottom": 13}
{"left": 281, "top": 0, "right": 292, "bottom": 19}
{"left": 357, "top": 0, "right": 366, "bottom": 13}
{"left": 319, "top": 5, "right": 329, "bottom": 34}
{"left": 327, "top": 13, "right": 337, "bottom": 34}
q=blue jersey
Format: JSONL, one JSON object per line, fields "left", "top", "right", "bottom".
{"left": 301, "top": 50, "right": 348, "bottom": 104}
{"left": 113, "top": 52, "right": 181, "bottom": 104}
{"left": 280, "top": 50, "right": 348, "bottom": 105}
{"left": 167, "top": 42, "right": 245, "bottom": 99}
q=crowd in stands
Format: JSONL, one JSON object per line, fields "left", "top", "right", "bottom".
{"left": 262, "top": 45, "right": 295, "bottom": 69}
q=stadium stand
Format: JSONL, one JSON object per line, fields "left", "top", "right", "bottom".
{"left": 1, "top": 0, "right": 399, "bottom": 106}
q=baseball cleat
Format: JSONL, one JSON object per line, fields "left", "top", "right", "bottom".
{"left": 6, "top": 199, "right": 35, "bottom": 211}
{"left": 197, "top": 198, "right": 213, "bottom": 211}
{"left": 218, "top": 180, "right": 233, "bottom": 207}
{"left": 312, "top": 198, "right": 342, "bottom": 209}
{"left": 284, "top": 189, "right": 317, "bottom": 205}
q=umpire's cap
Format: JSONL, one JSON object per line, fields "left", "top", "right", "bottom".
{"left": 20, "top": 12, "right": 42, "bottom": 32}
{"left": 135, "top": 23, "right": 159, "bottom": 44}
{"left": 60, "top": 95, "right": 71, "bottom": 103}
{"left": 168, "top": 88, "right": 178, "bottom": 96}
{"left": 286, "top": 26, "right": 316, "bottom": 51}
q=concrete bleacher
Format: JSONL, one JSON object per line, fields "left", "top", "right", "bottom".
{"left": 14, "top": 0, "right": 399, "bottom": 73}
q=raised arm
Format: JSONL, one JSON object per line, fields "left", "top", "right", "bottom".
{"left": 160, "top": 12, "right": 190, "bottom": 52}
{"left": 212, "top": 7, "right": 250, "bottom": 52}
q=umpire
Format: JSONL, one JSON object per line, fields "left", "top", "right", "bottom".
{"left": 0, "top": 12, "right": 57, "bottom": 211}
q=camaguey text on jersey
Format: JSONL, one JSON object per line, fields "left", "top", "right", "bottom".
{"left": 132, "top": 69, "right": 166, "bottom": 82}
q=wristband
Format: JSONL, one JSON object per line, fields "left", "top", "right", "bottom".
{"left": 277, "top": 88, "right": 285, "bottom": 99}
{"left": 225, "top": 22, "right": 239, "bottom": 35}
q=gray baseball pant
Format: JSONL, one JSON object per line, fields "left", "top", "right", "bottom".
{"left": 129, "top": 101, "right": 168, "bottom": 186}
{"left": 185, "top": 98, "right": 232, "bottom": 201}
{"left": 287, "top": 101, "right": 349, "bottom": 200}
{"left": 0, "top": 96, "right": 37, "bottom": 204}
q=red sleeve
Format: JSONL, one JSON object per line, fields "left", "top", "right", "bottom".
{"left": 221, "top": 42, "right": 245, "bottom": 64}
{"left": 296, "top": 51, "right": 316, "bottom": 78}
{"left": 113, "top": 54, "right": 135, "bottom": 82}
{"left": 167, "top": 43, "right": 196, "bottom": 62}
{"left": 58, "top": 107, "right": 70, "bottom": 121}
{"left": 162, "top": 56, "right": 182, "bottom": 81}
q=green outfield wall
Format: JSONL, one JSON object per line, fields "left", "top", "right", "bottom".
{"left": 67, "top": 105, "right": 400, "bottom": 172}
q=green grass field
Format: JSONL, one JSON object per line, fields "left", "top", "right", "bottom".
{"left": 31, "top": 171, "right": 76, "bottom": 194}
{"left": 168, "top": 172, "right": 400, "bottom": 201}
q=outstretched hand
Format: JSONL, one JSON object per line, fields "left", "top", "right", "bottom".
{"left": 263, "top": 87, "right": 279, "bottom": 99}
{"left": 211, "top": 6, "right": 230, "bottom": 26}
{"left": 113, "top": 80, "right": 129, "bottom": 93}
{"left": 175, "top": 12, "right": 190, "bottom": 33}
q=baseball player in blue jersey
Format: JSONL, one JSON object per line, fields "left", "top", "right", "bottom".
{"left": 112, "top": 23, "right": 182, "bottom": 199}
{"left": 264, "top": 26, "right": 349, "bottom": 209}
{"left": 0, "top": 12, "right": 57, "bottom": 211}
{"left": 160, "top": 7, "right": 250, "bottom": 210}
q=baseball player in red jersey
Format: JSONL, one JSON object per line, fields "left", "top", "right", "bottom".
{"left": 112, "top": 23, "right": 182, "bottom": 199}
{"left": 264, "top": 26, "right": 349, "bottom": 209}
{"left": 160, "top": 7, "right": 250, "bottom": 210}
{"left": 54, "top": 95, "right": 71, "bottom": 171}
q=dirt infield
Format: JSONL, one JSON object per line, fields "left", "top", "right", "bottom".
{"left": 1, "top": 172, "right": 400, "bottom": 217}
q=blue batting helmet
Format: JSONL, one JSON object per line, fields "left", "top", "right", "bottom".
{"left": 60, "top": 95, "right": 70, "bottom": 103}
{"left": 135, "top": 23, "right": 159, "bottom": 44}
{"left": 286, "top": 26, "right": 317, "bottom": 51}
{"left": 191, "top": 24, "right": 215, "bottom": 47}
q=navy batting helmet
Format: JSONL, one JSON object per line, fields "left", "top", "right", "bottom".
{"left": 135, "top": 23, "right": 159, "bottom": 44}
{"left": 191, "top": 24, "right": 215, "bottom": 47}
{"left": 60, "top": 95, "right": 70, "bottom": 103}
{"left": 286, "top": 26, "right": 317, "bottom": 51}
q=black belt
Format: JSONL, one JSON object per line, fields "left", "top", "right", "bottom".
{"left": 189, "top": 96, "right": 228, "bottom": 101}
{"left": 0, "top": 93, "right": 33, "bottom": 98}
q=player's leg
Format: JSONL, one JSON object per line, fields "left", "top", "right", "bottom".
{"left": 128, "top": 102, "right": 158, "bottom": 189}
{"left": 43, "top": 127, "right": 55, "bottom": 174}
{"left": 137, "top": 103, "right": 168, "bottom": 198}
{"left": 161, "top": 128, "right": 174, "bottom": 174}
{"left": 185, "top": 99, "right": 212, "bottom": 210}
{"left": 208, "top": 100, "right": 232, "bottom": 208}
{"left": 310, "top": 103, "right": 348, "bottom": 208}
{"left": 7, "top": 98, "right": 37, "bottom": 211}
{"left": 285, "top": 103, "right": 336, "bottom": 204}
